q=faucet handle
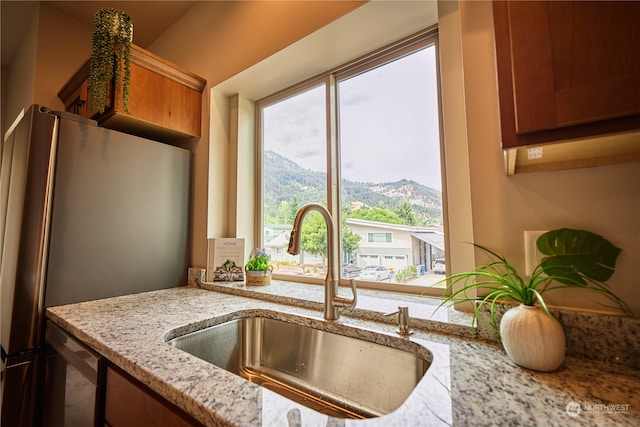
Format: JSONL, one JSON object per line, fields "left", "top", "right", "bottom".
{"left": 333, "top": 279, "right": 357, "bottom": 309}
{"left": 384, "top": 306, "right": 412, "bottom": 336}
{"left": 287, "top": 228, "right": 299, "bottom": 255}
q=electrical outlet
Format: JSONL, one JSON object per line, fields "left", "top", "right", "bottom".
{"left": 527, "top": 147, "right": 543, "bottom": 159}
{"left": 524, "top": 230, "right": 547, "bottom": 275}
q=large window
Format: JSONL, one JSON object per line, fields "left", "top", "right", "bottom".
{"left": 257, "top": 29, "right": 445, "bottom": 293}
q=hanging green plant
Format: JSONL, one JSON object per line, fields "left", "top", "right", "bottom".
{"left": 89, "top": 8, "right": 133, "bottom": 114}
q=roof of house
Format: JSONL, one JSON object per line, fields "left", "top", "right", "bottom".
{"left": 411, "top": 232, "right": 445, "bottom": 251}
{"left": 265, "top": 231, "right": 291, "bottom": 248}
{"left": 346, "top": 218, "right": 442, "bottom": 233}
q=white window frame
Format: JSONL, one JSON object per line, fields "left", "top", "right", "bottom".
{"left": 255, "top": 28, "right": 446, "bottom": 295}
{"left": 208, "top": 2, "right": 479, "bottom": 307}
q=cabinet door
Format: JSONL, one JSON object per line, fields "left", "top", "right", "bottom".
{"left": 62, "top": 79, "right": 89, "bottom": 117}
{"left": 104, "top": 366, "right": 200, "bottom": 427}
{"left": 494, "top": 0, "right": 640, "bottom": 148}
{"left": 59, "top": 62, "right": 110, "bottom": 119}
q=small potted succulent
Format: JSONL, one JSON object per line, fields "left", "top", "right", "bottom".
{"left": 437, "top": 228, "right": 636, "bottom": 372}
{"left": 245, "top": 248, "right": 273, "bottom": 286}
{"left": 89, "top": 8, "right": 133, "bottom": 114}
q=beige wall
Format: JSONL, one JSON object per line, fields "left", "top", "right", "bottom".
{"left": 3, "top": 3, "right": 92, "bottom": 125}
{"left": 147, "top": 1, "right": 365, "bottom": 269}
{"left": 33, "top": 4, "right": 92, "bottom": 111}
{"left": 456, "top": 1, "right": 639, "bottom": 313}
{"left": 2, "top": 4, "right": 39, "bottom": 131}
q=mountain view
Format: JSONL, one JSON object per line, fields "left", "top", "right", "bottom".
{"left": 263, "top": 150, "right": 442, "bottom": 226}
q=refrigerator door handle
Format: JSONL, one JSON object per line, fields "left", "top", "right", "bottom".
{"left": 34, "top": 115, "right": 60, "bottom": 342}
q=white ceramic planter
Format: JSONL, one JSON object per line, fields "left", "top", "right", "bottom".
{"left": 499, "top": 304, "right": 566, "bottom": 372}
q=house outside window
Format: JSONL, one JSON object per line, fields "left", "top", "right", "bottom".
{"left": 257, "top": 28, "right": 445, "bottom": 293}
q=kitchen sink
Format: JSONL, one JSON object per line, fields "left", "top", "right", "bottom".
{"left": 165, "top": 312, "right": 431, "bottom": 419}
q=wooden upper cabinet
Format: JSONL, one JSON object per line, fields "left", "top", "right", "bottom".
{"left": 493, "top": 1, "right": 640, "bottom": 151}
{"left": 58, "top": 45, "right": 206, "bottom": 145}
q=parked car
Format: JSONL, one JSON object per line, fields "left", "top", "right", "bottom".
{"left": 342, "top": 264, "right": 362, "bottom": 278}
{"left": 359, "top": 265, "right": 392, "bottom": 281}
{"left": 433, "top": 258, "right": 446, "bottom": 274}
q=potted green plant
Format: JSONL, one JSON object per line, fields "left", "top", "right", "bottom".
{"left": 89, "top": 8, "right": 133, "bottom": 114}
{"left": 245, "top": 248, "right": 273, "bottom": 286}
{"left": 437, "top": 228, "right": 636, "bottom": 372}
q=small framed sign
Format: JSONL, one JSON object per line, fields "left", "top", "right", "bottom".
{"left": 206, "top": 238, "right": 245, "bottom": 281}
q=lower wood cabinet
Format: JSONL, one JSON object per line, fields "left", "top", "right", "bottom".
{"left": 105, "top": 365, "right": 201, "bottom": 427}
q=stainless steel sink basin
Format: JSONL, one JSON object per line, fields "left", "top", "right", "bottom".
{"left": 166, "top": 312, "right": 431, "bottom": 419}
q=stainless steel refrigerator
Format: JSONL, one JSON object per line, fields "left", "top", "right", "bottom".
{"left": 0, "top": 105, "right": 191, "bottom": 426}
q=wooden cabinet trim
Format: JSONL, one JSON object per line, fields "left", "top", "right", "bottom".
{"left": 556, "top": 74, "right": 640, "bottom": 126}
{"left": 493, "top": 0, "right": 519, "bottom": 149}
{"left": 58, "top": 45, "right": 205, "bottom": 101}
{"left": 508, "top": 1, "right": 557, "bottom": 133}
{"left": 130, "top": 45, "right": 206, "bottom": 92}
{"left": 57, "top": 60, "right": 91, "bottom": 103}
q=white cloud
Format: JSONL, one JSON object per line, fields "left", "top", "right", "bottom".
{"left": 263, "top": 45, "right": 442, "bottom": 190}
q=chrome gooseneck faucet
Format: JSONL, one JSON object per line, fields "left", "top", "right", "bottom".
{"left": 287, "top": 203, "right": 357, "bottom": 320}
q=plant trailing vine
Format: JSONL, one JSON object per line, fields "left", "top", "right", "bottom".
{"left": 89, "top": 8, "right": 133, "bottom": 114}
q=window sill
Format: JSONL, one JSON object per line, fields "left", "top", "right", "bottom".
{"left": 192, "top": 277, "right": 475, "bottom": 338}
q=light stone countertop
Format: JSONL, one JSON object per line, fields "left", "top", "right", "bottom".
{"left": 46, "top": 286, "right": 640, "bottom": 427}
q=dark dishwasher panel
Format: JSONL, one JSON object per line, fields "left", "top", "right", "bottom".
{"left": 43, "top": 322, "right": 106, "bottom": 427}
{"left": 0, "top": 350, "right": 38, "bottom": 426}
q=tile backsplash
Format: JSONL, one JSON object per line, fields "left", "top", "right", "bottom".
{"left": 187, "top": 268, "right": 206, "bottom": 287}
{"left": 476, "top": 302, "right": 640, "bottom": 370}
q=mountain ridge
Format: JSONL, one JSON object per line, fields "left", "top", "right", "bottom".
{"left": 263, "top": 150, "right": 442, "bottom": 225}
